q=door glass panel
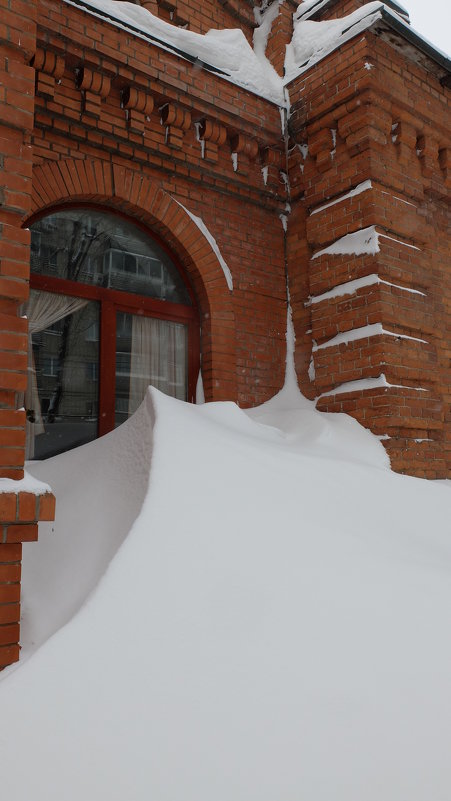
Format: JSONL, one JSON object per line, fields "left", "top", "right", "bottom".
{"left": 115, "top": 311, "right": 188, "bottom": 428}
{"left": 30, "top": 210, "right": 191, "bottom": 305}
{"left": 27, "top": 294, "right": 100, "bottom": 459}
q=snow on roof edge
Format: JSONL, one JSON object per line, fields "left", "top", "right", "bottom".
{"left": 62, "top": 0, "right": 285, "bottom": 106}
{"left": 59, "top": 0, "right": 451, "bottom": 109}
{"left": 285, "top": 3, "right": 386, "bottom": 81}
{"left": 286, "top": 3, "right": 451, "bottom": 84}
{"left": 377, "top": 5, "right": 451, "bottom": 68}
{"left": 296, "top": 0, "right": 409, "bottom": 23}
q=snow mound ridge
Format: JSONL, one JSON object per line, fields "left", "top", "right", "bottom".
{"left": 18, "top": 389, "right": 157, "bottom": 655}
{"left": 2, "top": 389, "right": 451, "bottom": 801}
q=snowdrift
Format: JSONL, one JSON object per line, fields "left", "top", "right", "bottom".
{"left": 17, "top": 394, "right": 156, "bottom": 650}
{"left": 1, "top": 387, "right": 451, "bottom": 800}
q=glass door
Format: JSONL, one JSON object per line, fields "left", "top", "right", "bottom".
{"left": 28, "top": 294, "right": 100, "bottom": 459}
{"left": 115, "top": 311, "right": 188, "bottom": 427}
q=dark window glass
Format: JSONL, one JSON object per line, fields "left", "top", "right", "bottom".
{"left": 29, "top": 299, "right": 100, "bottom": 459}
{"left": 31, "top": 210, "right": 191, "bottom": 305}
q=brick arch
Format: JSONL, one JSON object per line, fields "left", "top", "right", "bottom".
{"left": 29, "top": 158, "right": 237, "bottom": 401}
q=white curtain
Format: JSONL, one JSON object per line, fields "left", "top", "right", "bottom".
{"left": 128, "top": 315, "right": 187, "bottom": 416}
{"left": 23, "top": 290, "right": 88, "bottom": 458}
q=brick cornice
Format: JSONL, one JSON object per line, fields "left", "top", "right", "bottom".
{"left": 31, "top": 33, "right": 287, "bottom": 206}
{"left": 35, "top": 2, "right": 283, "bottom": 140}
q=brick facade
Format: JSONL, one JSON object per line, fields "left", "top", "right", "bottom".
{"left": 0, "top": 0, "right": 449, "bottom": 666}
{"left": 142, "top": 0, "right": 257, "bottom": 40}
{"left": 287, "top": 21, "right": 450, "bottom": 478}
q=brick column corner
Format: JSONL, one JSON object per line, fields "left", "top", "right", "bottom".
{"left": 0, "top": 490, "right": 55, "bottom": 669}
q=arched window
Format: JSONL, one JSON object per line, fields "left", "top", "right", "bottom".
{"left": 26, "top": 208, "right": 199, "bottom": 459}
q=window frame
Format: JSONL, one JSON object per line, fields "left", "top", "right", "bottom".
{"left": 28, "top": 205, "right": 200, "bottom": 439}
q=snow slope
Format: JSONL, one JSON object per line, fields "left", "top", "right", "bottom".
{"left": 1, "top": 379, "right": 451, "bottom": 800}
{"left": 17, "top": 397, "right": 156, "bottom": 650}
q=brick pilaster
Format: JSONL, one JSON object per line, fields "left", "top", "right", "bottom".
{"left": 265, "top": 1, "right": 294, "bottom": 77}
{"left": 287, "top": 32, "right": 450, "bottom": 478}
{"left": 0, "top": 0, "right": 37, "bottom": 480}
{"left": 0, "top": 490, "right": 55, "bottom": 668}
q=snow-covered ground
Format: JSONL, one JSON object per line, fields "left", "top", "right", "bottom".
{"left": 1, "top": 4, "right": 450, "bottom": 798}
{"left": 1, "top": 329, "right": 451, "bottom": 799}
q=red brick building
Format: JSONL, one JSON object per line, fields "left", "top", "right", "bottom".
{"left": 0, "top": 0, "right": 450, "bottom": 667}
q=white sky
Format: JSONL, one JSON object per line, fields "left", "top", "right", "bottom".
{"left": 402, "top": 0, "right": 450, "bottom": 55}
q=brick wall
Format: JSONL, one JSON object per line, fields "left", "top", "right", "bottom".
{"left": 30, "top": 0, "right": 288, "bottom": 406}
{"left": 0, "top": 490, "right": 55, "bottom": 668}
{"left": 0, "top": 0, "right": 56, "bottom": 669}
{"left": 287, "top": 30, "right": 451, "bottom": 478}
{"left": 140, "top": 0, "right": 257, "bottom": 42}
{"left": 265, "top": 1, "right": 295, "bottom": 77}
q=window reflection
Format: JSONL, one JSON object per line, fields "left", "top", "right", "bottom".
{"left": 27, "top": 208, "right": 195, "bottom": 459}
{"left": 25, "top": 292, "right": 100, "bottom": 459}
{"left": 31, "top": 210, "right": 191, "bottom": 304}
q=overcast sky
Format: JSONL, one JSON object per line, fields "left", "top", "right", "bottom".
{"left": 402, "top": 0, "right": 449, "bottom": 54}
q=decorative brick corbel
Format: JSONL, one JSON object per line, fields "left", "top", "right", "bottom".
{"left": 438, "top": 148, "right": 451, "bottom": 190}
{"left": 155, "top": 0, "right": 188, "bottom": 25}
{"left": 140, "top": 0, "right": 158, "bottom": 12}
{"left": 121, "top": 86, "right": 154, "bottom": 136}
{"left": 416, "top": 134, "right": 439, "bottom": 179}
{"left": 288, "top": 98, "right": 306, "bottom": 144}
{"left": 287, "top": 145, "right": 304, "bottom": 197}
{"left": 196, "top": 119, "right": 227, "bottom": 162}
{"left": 229, "top": 133, "right": 258, "bottom": 173}
{"left": 218, "top": 0, "right": 256, "bottom": 28}
{"left": 308, "top": 127, "right": 337, "bottom": 172}
{"left": 261, "top": 146, "right": 284, "bottom": 191}
{"left": 32, "top": 48, "right": 65, "bottom": 99}
{"left": 338, "top": 105, "right": 391, "bottom": 155}
{"left": 174, "top": 11, "right": 189, "bottom": 26}
{"left": 157, "top": 0, "right": 175, "bottom": 20}
{"left": 75, "top": 67, "right": 111, "bottom": 118}
{"left": 392, "top": 119, "right": 417, "bottom": 165}
{"left": 161, "top": 103, "right": 191, "bottom": 149}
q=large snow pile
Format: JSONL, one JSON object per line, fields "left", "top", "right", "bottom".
{"left": 1, "top": 374, "right": 451, "bottom": 799}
